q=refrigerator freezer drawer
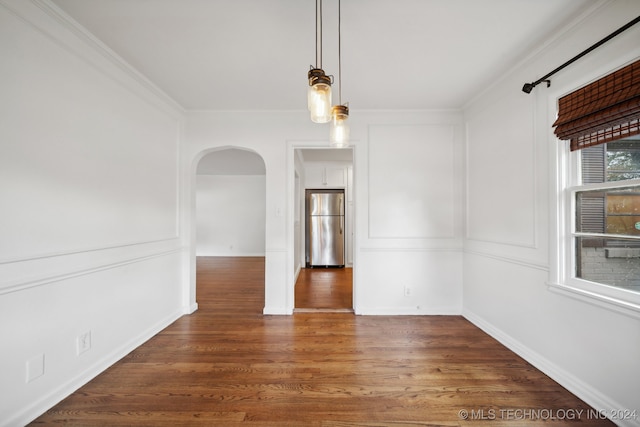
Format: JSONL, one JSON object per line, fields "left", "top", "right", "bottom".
{"left": 309, "top": 215, "right": 345, "bottom": 266}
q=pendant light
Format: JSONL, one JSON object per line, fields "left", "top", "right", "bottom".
{"left": 330, "top": 0, "right": 349, "bottom": 147}
{"left": 330, "top": 104, "right": 349, "bottom": 147}
{"left": 308, "top": 0, "right": 332, "bottom": 123}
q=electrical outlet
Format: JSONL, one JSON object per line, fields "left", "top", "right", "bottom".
{"left": 77, "top": 331, "right": 91, "bottom": 355}
{"left": 404, "top": 285, "right": 411, "bottom": 297}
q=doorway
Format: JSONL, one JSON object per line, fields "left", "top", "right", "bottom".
{"left": 294, "top": 267, "right": 353, "bottom": 311}
{"left": 194, "top": 148, "right": 266, "bottom": 307}
{"left": 293, "top": 148, "right": 354, "bottom": 312}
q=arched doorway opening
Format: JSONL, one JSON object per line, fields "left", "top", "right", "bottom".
{"left": 192, "top": 147, "right": 266, "bottom": 313}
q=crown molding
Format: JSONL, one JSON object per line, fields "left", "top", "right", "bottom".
{"left": 1, "top": 0, "right": 185, "bottom": 116}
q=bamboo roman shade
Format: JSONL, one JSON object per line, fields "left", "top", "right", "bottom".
{"left": 553, "top": 58, "right": 640, "bottom": 151}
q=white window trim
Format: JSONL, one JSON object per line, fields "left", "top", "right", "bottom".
{"left": 549, "top": 128, "right": 640, "bottom": 320}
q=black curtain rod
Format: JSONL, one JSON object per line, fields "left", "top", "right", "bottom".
{"left": 522, "top": 15, "right": 640, "bottom": 93}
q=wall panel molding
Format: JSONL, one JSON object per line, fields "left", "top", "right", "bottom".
{"left": 0, "top": 246, "right": 183, "bottom": 295}
{"left": 0, "top": 0, "right": 183, "bottom": 261}
{"left": 465, "top": 93, "right": 539, "bottom": 248}
{"left": 0, "top": 237, "right": 179, "bottom": 265}
{"left": 464, "top": 249, "right": 548, "bottom": 272}
{"left": 368, "top": 124, "right": 457, "bottom": 240}
{"left": 360, "top": 247, "right": 462, "bottom": 253}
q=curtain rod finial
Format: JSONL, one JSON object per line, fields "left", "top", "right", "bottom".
{"left": 522, "top": 80, "right": 551, "bottom": 94}
{"left": 522, "top": 83, "right": 534, "bottom": 94}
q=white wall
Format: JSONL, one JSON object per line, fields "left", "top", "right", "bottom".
{"left": 183, "top": 109, "right": 465, "bottom": 315}
{"left": 354, "top": 116, "right": 465, "bottom": 314}
{"left": 0, "top": 1, "right": 185, "bottom": 425}
{"left": 184, "top": 113, "right": 311, "bottom": 314}
{"left": 7, "top": 0, "right": 633, "bottom": 425}
{"left": 196, "top": 174, "right": 266, "bottom": 256}
{"left": 463, "top": 0, "right": 640, "bottom": 423}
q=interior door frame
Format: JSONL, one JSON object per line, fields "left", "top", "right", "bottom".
{"left": 287, "top": 141, "right": 356, "bottom": 312}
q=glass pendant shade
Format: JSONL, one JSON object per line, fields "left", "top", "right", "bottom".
{"left": 308, "top": 69, "right": 332, "bottom": 123}
{"left": 330, "top": 105, "right": 349, "bottom": 147}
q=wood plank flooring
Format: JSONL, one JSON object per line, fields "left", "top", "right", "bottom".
{"left": 31, "top": 257, "right": 611, "bottom": 426}
{"left": 295, "top": 267, "right": 353, "bottom": 310}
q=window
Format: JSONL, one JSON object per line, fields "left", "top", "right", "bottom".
{"left": 574, "top": 138, "right": 640, "bottom": 293}
{"left": 553, "top": 58, "right": 640, "bottom": 314}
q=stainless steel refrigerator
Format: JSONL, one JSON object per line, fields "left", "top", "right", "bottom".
{"left": 306, "top": 189, "right": 345, "bottom": 267}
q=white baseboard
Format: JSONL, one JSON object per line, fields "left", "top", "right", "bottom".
{"left": 263, "top": 306, "right": 293, "bottom": 315}
{"left": 184, "top": 302, "right": 198, "bottom": 314}
{"left": 10, "top": 309, "right": 184, "bottom": 427}
{"left": 355, "top": 306, "right": 462, "bottom": 316}
{"left": 294, "top": 265, "right": 301, "bottom": 285}
{"left": 463, "top": 308, "right": 639, "bottom": 427}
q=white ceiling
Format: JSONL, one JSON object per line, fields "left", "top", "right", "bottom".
{"left": 50, "top": 0, "right": 598, "bottom": 111}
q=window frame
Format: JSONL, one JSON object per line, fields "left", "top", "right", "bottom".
{"left": 551, "top": 139, "right": 640, "bottom": 318}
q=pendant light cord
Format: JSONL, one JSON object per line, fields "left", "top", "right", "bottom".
{"left": 338, "top": 0, "right": 342, "bottom": 104}
{"left": 315, "top": 0, "right": 323, "bottom": 69}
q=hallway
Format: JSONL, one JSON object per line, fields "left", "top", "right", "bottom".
{"left": 294, "top": 267, "right": 353, "bottom": 311}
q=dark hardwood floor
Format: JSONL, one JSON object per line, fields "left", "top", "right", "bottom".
{"left": 31, "top": 257, "right": 611, "bottom": 426}
{"left": 295, "top": 267, "right": 353, "bottom": 311}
